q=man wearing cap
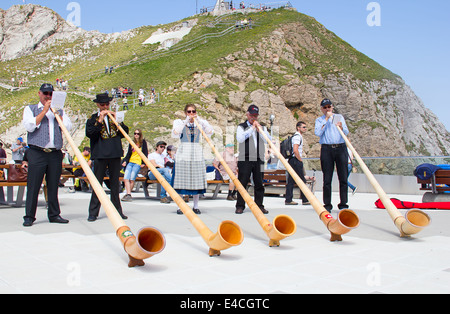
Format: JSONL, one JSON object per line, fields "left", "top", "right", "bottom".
{"left": 314, "top": 99, "right": 350, "bottom": 212}
{"left": 11, "top": 137, "right": 25, "bottom": 164}
{"left": 147, "top": 140, "right": 172, "bottom": 204}
{"left": 22, "top": 83, "right": 72, "bottom": 226}
{"left": 85, "top": 93, "right": 129, "bottom": 221}
{"left": 235, "top": 104, "right": 271, "bottom": 214}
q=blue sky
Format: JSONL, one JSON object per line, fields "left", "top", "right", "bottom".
{"left": 2, "top": 0, "right": 449, "bottom": 131}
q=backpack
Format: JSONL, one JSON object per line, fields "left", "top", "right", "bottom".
{"left": 280, "top": 134, "right": 300, "bottom": 159}
{"left": 413, "top": 163, "right": 440, "bottom": 180}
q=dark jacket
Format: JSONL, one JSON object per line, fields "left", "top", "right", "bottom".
{"left": 86, "top": 113, "right": 129, "bottom": 159}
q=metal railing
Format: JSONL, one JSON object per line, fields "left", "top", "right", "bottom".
{"left": 302, "top": 156, "right": 450, "bottom": 177}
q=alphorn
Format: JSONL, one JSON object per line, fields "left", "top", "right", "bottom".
{"left": 51, "top": 109, "right": 166, "bottom": 268}
{"left": 107, "top": 113, "right": 244, "bottom": 256}
{"left": 335, "top": 126, "right": 431, "bottom": 237}
{"left": 256, "top": 125, "right": 360, "bottom": 242}
{"left": 195, "top": 119, "right": 297, "bottom": 247}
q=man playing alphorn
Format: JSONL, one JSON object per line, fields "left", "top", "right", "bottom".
{"left": 86, "top": 93, "right": 129, "bottom": 222}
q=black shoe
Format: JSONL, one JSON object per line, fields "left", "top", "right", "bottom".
{"left": 193, "top": 208, "right": 201, "bottom": 214}
{"left": 23, "top": 219, "right": 34, "bottom": 227}
{"left": 235, "top": 208, "right": 244, "bottom": 214}
{"left": 87, "top": 216, "right": 97, "bottom": 222}
{"left": 49, "top": 216, "right": 69, "bottom": 224}
{"left": 177, "top": 209, "right": 183, "bottom": 215}
{"left": 120, "top": 214, "right": 128, "bottom": 220}
{"left": 260, "top": 207, "right": 269, "bottom": 214}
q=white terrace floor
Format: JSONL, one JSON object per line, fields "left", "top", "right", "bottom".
{"left": 0, "top": 186, "right": 449, "bottom": 295}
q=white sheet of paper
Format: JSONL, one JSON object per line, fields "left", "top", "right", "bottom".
{"left": 116, "top": 111, "right": 125, "bottom": 123}
{"left": 333, "top": 114, "right": 343, "bottom": 125}
{"left": 51, "top": 91, "right": 67, "bottom": 110}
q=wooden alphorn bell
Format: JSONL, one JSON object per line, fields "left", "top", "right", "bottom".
{"left": 52, "top": 109, "right": 166, "bottom": 268}
{"left": 194, "top": 119, "right": 297, "bottom": 247}
{"left": 335, "top": 126, "right": 431, "bottom": 237}
{"left": 108, "top": 113, "right": 244, "bottom": 256}
{"left": 256, "top": 125, "right": 360, "bottom": 242}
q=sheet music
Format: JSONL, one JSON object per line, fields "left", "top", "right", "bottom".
{"left": 333, "top": 114, "right": 343, "bottom": 125}
{"left": 51, "top": 91, "right": 67, "bottom": 110}
{"left": 116, "top": 111, "right": 125, "bottom": 123}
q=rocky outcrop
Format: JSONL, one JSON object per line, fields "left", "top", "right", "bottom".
{"left": 0, "top": 4, "right": 85, "bottom": 60}
{"left": 0, "top": 4, "right": 136, "bottom": 64}
{"left": 172, "top": 21, "right": 449, "bottom": 158}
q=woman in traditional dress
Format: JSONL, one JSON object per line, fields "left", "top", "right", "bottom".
{"left": 171, "top": 104, "right": 214, "bottom": 215}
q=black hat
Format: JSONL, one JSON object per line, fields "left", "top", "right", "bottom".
{"left": 93, "top": 93, "right": 113, "bottom": 104}
{"left": 247, "top": 104, "right": 259, "bottom": 115}
{"left": 40, "top": 83, "right": 54, "bottom": 92}
{"left": 321, "top": 99, "right": 332, "bottom": 107}
{"left": 156, "top": 141, "right": 167, "bottom": 148}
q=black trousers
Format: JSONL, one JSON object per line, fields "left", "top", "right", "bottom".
{"left": 236, "top": 160, "right": 265, "bottom": 210}
{"left": 285, "top": 157, "right": 308, "bottom": 203}
{"left": 320, "top": 144, "right": 348, "bottom": 211}
{"left": 24, "top": 148, "right": 63, "bottom": 222}
{"left": 88, "top": 158, "right": 124, "bottom": 218}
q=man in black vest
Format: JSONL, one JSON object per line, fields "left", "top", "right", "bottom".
{"left": 235, "top": 104, "right": 271, "bottom": 214}
{"left": 22, "top": 83, "right": 72, "bottom": 227}
{"left": 86, "top": 93, "right": 129, "bottom": 222}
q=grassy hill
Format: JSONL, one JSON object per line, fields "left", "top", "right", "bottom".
{"left": 0, "top": 7, "right": 403, "bottom": 150}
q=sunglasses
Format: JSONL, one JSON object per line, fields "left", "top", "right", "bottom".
{"left": 42, "top": 92, "right": 53, "bottom": 96}
{"left": 322, "top": 106, "right": 332, "bottom": 109}
{"left": 159, "top": 146, "right": 166, "bottom": 149}
{"left": 186, "top": 110, "right": 196, "bottom": 114}
{"left": 134, "top": 132, "right": 140, "bottom": 135}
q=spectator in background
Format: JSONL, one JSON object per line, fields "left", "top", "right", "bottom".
{"left": 73, "top": 147, "right": 92, "bottom": 192}
{"left": 164, "top": 145, "right": 176, "bottom": 174}
{"left": 0, "top": 143, "right": 6, "bottom": 162}
{"left": 11, "top": 137, "right": 25, "bottom": 164}
{"left": 347, "top": 147, "right": 357, "bottom": 195}
{"left": 121, "top": 129, "right": 148, "bottom": 202}
{"left": 148, "top": 140, "right": 172, "bottom": 204}
{"left": 123, "top": 96, "right": 128, "bottom": 110}
{"left": 213, "top": 143, "right": 238, "bottom": 201}
{"left": 285, "top": 121, "right": 310, "bottom": 206}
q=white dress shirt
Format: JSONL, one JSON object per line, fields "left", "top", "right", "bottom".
{"left": 22, "top": 102, "right": 72, "bottom": 148}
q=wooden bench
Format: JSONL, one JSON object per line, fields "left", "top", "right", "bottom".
{"left": 141, "top": 179, "right": 229, "bottom": 200}
{"left": 416, "top": 169, "right": 450, "bottom": 202}
{"left": 61, "top": 174, "right": 229, "bottom": 200}
{"left": 417, "top": 169, "right": 450, "bottom": 193}
{"left": 0, "top": 181, "right": 27, "bottom": 207}
{"left": 249, "top": 169, "right": 316, "bottom": 197}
